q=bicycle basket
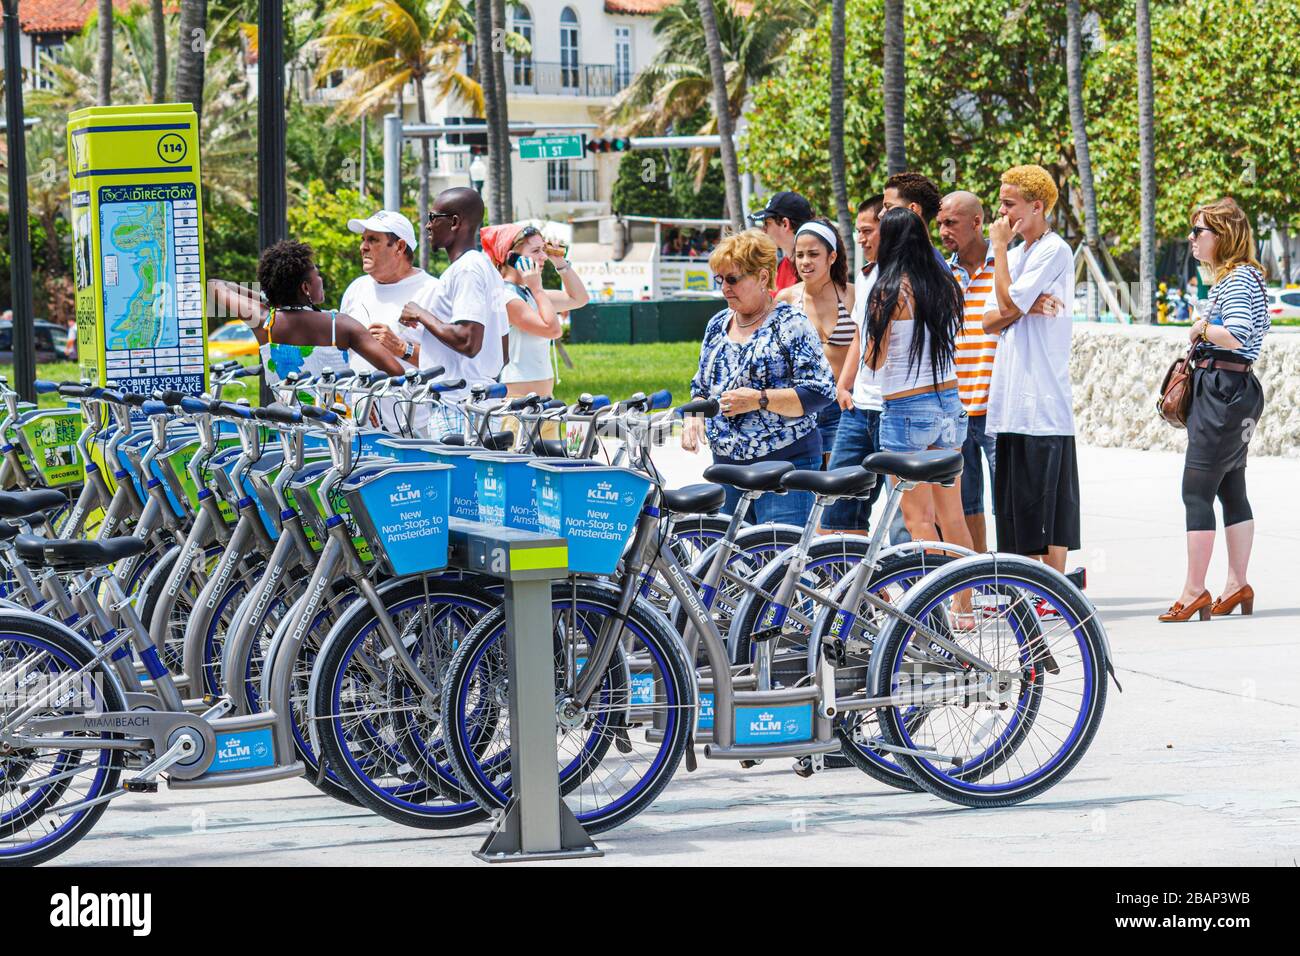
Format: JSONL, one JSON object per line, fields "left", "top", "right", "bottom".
{"left": 341, "top": 462, "right": 453, "bottom": 576}
{"left": 472, "top": 453, "right": 539, "bottom": 532}
{"left": 527, "top": 461, "right": 651, "bottom": 575}
{"left": 286, "top": 459, "right": 389, "bottom": 562}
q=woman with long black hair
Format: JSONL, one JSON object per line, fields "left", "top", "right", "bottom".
{"left": 865, "top": 208, "right": 974, "bottom": 607}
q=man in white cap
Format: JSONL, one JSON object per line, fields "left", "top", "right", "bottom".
{"left": 340, "top": 210, "right": 439, "bottom": 433}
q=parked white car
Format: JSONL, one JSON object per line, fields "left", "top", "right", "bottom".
{"left": 1266, "top": 287, "right": 1300, "bottom": 320}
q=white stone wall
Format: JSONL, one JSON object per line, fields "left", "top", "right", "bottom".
{"left": 1069, "top": 323, "right": 1300, "bottom": 458}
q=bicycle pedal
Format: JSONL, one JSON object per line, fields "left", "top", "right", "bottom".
{"left": 792, "top": 756, "right": 818, "bottom": 778}
{"left": 613, "top": 726, "right": 633, "bottom": 755}
{"left": 739, "top": 759, "right": 763, "bottom": 769}
{"left": 123, "top": 779, "right": 158, "bottom": 794}
{"left": 749, "top": 627, "right": 781, "bottom": 644}
{"left": 684, "top": 736, "right": 697, "bottom": 772}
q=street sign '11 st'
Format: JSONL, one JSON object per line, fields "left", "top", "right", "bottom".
{"left": 518, "top": 135, "right": 586, "bottom": 162}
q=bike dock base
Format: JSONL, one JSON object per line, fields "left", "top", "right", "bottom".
{"left": 450, "top": 520, "right": 604, "bottom": 863}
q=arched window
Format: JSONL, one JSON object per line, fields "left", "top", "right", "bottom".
{"left": 512, "top": 5, "right": 533, "bottom": 88}
{"left": 559, "top": 7, "right": 580, "bottom": 91}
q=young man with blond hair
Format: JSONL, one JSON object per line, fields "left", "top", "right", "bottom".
{"left": 983, "top": 165, "right": 1079, "bottom": 576}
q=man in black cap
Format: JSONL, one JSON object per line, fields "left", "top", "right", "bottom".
{"left": 748, "top": 190, "right": 814, "bottom": 292}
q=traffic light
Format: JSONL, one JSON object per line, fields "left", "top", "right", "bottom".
{"left": 585, "top": 137, "right": 632, "bottom": 154}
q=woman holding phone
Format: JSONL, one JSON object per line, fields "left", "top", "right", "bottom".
{"left": 480, "top": 223, "right": 589, "bottom": 398}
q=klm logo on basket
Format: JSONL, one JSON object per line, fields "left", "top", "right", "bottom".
{"left": 211, "top": 728, "right": 275, "bottom": 772}
{"left": 482, "top": 475, "right": 501, "bottom": 495}
{"left": 389, "top": 481, "right": 421, "bottom": 505}
{"left": 735, "top": 704, "right": 813, "bottom": 745}
{"left": 588, "top": 480, "right": 619, "bottom": 504}
{"left": 539, "top": 483, "right": 559, "bottom": 505}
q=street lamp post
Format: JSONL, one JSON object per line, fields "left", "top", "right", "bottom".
{"left": 2, "top": 0, "right": 36, "bottom": 402}
{"left": 469, "top": 156, "right": 488, "bottom": 195}
{"left": 257, "top": 0, "right": 287, "bottom": 405}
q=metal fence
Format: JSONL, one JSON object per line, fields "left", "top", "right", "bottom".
{"left": 507, "top": 60, "right": 622, "bottom": 97}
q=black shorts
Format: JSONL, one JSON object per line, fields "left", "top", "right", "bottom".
{"left": 993, "top": 433, "right": 1081, "bottom": 555}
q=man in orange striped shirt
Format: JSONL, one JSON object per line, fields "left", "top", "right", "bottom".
{"left": 938, "top": 192, "right": 998, "bottom": 551}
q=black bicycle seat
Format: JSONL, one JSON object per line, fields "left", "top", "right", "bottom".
{"left": 0, "top": 489, "right": 67, "bottom": 520}
{"left": 531, "top": 438, "right": 569, "bottom": 458}
{"left": 863, "top": 450, "right": 963, "bottom": 485}
{"left": 781, "top": 466, "right": 877, "bottom": 498}
{"left": 15, "top": 534, "right": 149, "bottom": 572}
{"left": 702, "top": 460, "right": 794, "bottom": 493}
{"left": 662, "top": 483, "right": 726, "bottom": 515}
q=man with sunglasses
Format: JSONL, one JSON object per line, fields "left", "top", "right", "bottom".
{"left": 399, "top": 188, "right": 507, "bottom": 437}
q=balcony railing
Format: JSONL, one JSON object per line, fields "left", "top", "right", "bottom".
{"left": 548, "top": 169, "right": 598, "bottom": 204}
{"left": 507, "top": 59, "right": 627, "bottom": 97}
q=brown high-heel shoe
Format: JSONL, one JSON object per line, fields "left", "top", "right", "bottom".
{"left": 1158, "top": 590, "right": 1212, "bottom": 622}
{"left": 1212, "top": 585, "right": 1254, "bottom": 616}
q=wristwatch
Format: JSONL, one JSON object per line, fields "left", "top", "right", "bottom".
{"left": 402, "top": 340, "right": 415, "bottom": 360}
{"left": 758, "top": 388, "right": 769, "bottom": 411}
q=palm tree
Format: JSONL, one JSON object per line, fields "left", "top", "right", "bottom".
{"left": 695, "top": 0, "right": 743, "bottom": 227}
{"left": 607, "top": 1, "right": 812, "bottom": 202}
{"left": 489, "top": 0, "right": 511, "bottom": 220}
{"left": 828, "top": 0, "right": 851, "bottom": 250}
{"left": 472, "top": 0, "right": 503, "bottom": 222}
{"left": 1136, "top": 0, "right": 1156, "bottom": 322}
{"left": 882, "top": 0, "right": 905, "bottom": 174}
{"left": 1066, "top": 0, "right": 1099, "bottom": 256}
{"left": 98, "top": 0, "right": 114, "bottom": 105}
{"left": 150, "top": 0, "right": 167, "bottom": 101}
{"left": 316, "top": 0, "right": 482, "bottom": 267}
{"left": 176, "top": 0, "right": 208, "bottom": 117}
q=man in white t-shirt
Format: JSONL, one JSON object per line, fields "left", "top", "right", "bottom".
{"left": 340, "top": 209, "right": 439, "bottom": 434}
{"left": 822, "top": 195, "right": 893, "bottom": 537}
{"left": 983, "top": 164, "right": 1079, "bottom": 574}
{"left": 399, "top": 188, "right": 506, "bottom": 438}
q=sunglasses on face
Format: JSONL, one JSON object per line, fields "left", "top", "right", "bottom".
{"left": 712, "top": 273, "right": 748, "bottom": 288}
{"left": 1189, "top": 225, "right": 1216, "bottom": 238}
{"left": 427, "top": 211, "right": 455, "bottom": 223}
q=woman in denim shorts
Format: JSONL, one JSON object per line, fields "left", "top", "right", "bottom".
{"left": 864, "top": 209, "right": 975, "bottom": 591}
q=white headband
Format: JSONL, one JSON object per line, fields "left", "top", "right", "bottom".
{"left": 796, "top": 221, "right": 840, "bottom": 251}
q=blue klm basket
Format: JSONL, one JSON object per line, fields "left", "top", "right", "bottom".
{"left": 340, "top": 462, "right": 454, "bottom": 576}
{"left": 527, "top": 461, "right": 652, "bottom": 575}
{"left": 473, "top": 454, "right": 539, "bottom": 531}
{"left": 379, "top": 440, "right": 483, "bottom": 520}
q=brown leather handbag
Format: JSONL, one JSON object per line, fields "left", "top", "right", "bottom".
{"left": 1157, "top": 344, "right": 1197, "bottom": 428}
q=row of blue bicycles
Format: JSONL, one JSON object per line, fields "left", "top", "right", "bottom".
{"left": 0, "top": 360, "right": 1116, "bottom": 864}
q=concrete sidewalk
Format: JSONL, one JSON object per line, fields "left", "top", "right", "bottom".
{"left": 58, "top": 444, "right": 1300, "bottom": 866}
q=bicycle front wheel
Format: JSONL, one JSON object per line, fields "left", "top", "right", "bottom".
{"left": 441, "top": 580, "right": 695, "bottom": 835}
{"left": 873, "top": 556, "right": 1108, "bottom": 807}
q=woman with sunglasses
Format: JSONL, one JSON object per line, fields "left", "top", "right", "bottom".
{"left": 683, "top": 230, "right": 836, "bottom": 524}
{"left": 480, "top": 223, "right": 588, "bottom": 399}
{"left": 776, "top": 216, "right": 856, "bottom": 465}
{"left": 1160, "top": 198, "right": 1270, "bottom": 622}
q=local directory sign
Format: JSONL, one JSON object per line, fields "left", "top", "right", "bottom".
{"left": 67, "top": 104, "right": 208, "bottom": 395}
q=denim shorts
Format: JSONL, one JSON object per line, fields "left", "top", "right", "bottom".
{"left": 879, "top": 386, "right": 968, "bottom": 454}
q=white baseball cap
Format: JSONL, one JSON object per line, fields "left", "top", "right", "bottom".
{"left": 347, "top": 210, "right": 418, "bottom": 252}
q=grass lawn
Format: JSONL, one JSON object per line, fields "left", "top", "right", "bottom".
{"left": 552, "top": 342, "right": 700, "bottom": 405}
{"left": 3, "top": 341, "right": 702, "bottom": 410}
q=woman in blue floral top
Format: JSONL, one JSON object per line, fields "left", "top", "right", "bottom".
{"left": 683, "top": 230, "right": 837, "bottom": 524}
